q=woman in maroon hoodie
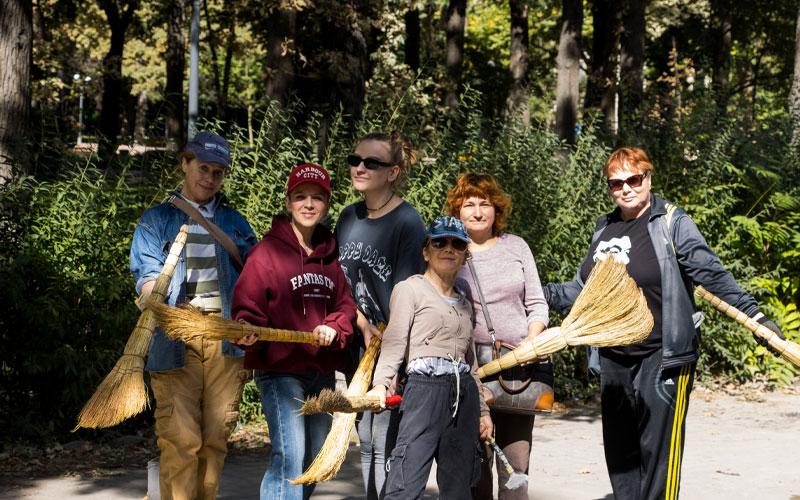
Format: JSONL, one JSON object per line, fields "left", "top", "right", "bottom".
{"left": 232, "top": 163, "right": 357, "bottom": 500}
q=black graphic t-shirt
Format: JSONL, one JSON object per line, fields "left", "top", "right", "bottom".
{"left": 579, "top": 206, "right": 663, "bottom": 357}
{"left": 335, "top": 200, "right": 426, "bottom": 326}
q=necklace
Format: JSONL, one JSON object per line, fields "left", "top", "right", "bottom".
{"left": 365, "top": 192, "right": 395, "bottom": 212}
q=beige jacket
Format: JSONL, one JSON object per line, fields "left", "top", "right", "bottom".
{"left": 373, "top": 274, "right": 489, "bottom": 416}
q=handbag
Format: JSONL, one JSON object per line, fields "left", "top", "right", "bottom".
{"left": 467, "top": 254, "right": 554, "bottom": 415}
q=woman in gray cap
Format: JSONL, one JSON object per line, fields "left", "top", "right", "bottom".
{"left": 367, "top": 215, "right": 493, "bottom": 500}
{"left": 130, "top": 131, "right": 256, "bottom": 500}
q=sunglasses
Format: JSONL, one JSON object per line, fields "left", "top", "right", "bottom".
{"left": 606, "top": 172, "right": 648, "bottom": 191}
{"left": 347, "top": 154, "right": 393, "bottom": 170}
{"left": 430, "top": 237, "right": 468, "bottom": 252}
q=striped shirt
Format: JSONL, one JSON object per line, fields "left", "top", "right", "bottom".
{"left": 183, "top": 196, "right": 221, "bottom": 310}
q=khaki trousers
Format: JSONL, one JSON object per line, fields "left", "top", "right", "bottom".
{"left": 150, "top": 338, "right": 248, "bottom": 500}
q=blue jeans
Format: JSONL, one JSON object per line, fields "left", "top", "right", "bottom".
{"left": 255, "top": 371, "right": 335, "bottom": 500}
{"left": 357, "top": 408, "right": 400, "bottom": 499}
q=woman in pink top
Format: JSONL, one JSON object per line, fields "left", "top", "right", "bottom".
{"left": 446, "top": 172, "right": 550, "bottom": 500}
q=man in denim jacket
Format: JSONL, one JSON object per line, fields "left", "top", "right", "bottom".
{"left": 130, "top": 132, "right": 256, "bottom": 500}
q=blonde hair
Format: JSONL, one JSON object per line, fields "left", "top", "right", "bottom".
{"left": 357, "top": 131, "right": 417, "bottom": 191}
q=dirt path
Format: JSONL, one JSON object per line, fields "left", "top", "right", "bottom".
{"left": 529, "top": 385, "right": 800, "bottom": 499}
{"left": 1, "top": 385, "right": 798, "bottom": 499}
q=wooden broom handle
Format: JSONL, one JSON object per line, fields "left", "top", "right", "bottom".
{"left": 149, "top": 225, "right": 190, "bottom": 304}
{"left": 249, "top": 325, "right": 318, "bottom": 344}
{"left": 137, "top": 224, "right": 189, "bottom": 307}
{"left": 124, "top": 225, "right": 190, "bottom": 356}
{"left": 695, "top": 286, "right": 800, "bottom": 367}
{"left": 477, "top": 338, "right": 539, "bottom": 378}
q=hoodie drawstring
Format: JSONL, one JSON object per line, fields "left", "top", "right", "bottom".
{"left": 448, "top": 354, "right": 461, "bottom": 418}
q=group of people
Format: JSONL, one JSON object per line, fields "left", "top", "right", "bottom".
{"left": 131, "top": 130, "right": 784, "bottom": 500}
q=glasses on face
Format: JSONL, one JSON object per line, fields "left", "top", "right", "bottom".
{"left": 347, "top": 154, "right": 393, "bottom": 170}
{"left": 606, "top": 171, "right": 648, "bottom": 191}
{"left": 430, "top": 237, "right": 468, "bottom": 252}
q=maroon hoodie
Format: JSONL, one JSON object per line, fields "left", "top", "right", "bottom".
{"left": 231, "top": 214, "right": 356, "bottom": 373}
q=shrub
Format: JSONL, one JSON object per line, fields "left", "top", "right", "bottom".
{"left": 2, "top": 89, "right": 798, "bottom": 443}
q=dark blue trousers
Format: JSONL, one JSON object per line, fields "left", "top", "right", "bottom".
{"left": 383, "top": 374, "right": 482, "bottom": 500}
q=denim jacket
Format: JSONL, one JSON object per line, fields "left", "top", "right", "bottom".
{"left": 130, "top": 191, "right": 257, "bottom": 371}
{"left": 545, "top": 194, "right": 760, "bottom": 370}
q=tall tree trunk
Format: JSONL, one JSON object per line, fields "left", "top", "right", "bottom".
{"left": 750, "top": 51, "right": 763, "bottom": 126}
{"left": 165, "top": 0, "right": 186, "bottom": 150}
{"left": 202, "top": 0, "right": 229, "bottom": 118}
{"left": 98, "top": 0, "right": 138, "bottom": 161}
{"left": 134, "top": 92, "right": 147, "bottom": 143}
{"left": 711, "top": 0, "right": 732, "bottom": 114}
{"left": 508, "top": 0, "right": 530, "bottom": 126}
{"left": 405, "top": 8, "right": 420, "bottom": 70}
{"left": 555, "top": 0, "right": 582, "bottom": 143}
{"left": 0, "top": 0, "right": 32, "bottom": 185}
{"left": 789, "top": 4, "right": 800, "bottom": 147}
{"left": 339, "top": 0, "right": 371, "bottom": 123}
{"left": 619, "top": 0, "right": 644, "bottom": 132}
{"left": 444, "top": 0, "right": 467, "bottom": 111}
{"left": 584, "top": 0, "right": 619, "bottom": 132}
{"left": 221, "top": 25, "right": 236, "bottom": 119}
{"left": 265, "top": 6, "right": 296, "bottom": 107}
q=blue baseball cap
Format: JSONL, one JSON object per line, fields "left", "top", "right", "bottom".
{"left": 426, "top": 215, "right": 470, "bottom": 243}
{"left": 184, "top": 132, "right": 231, "bottom": 168}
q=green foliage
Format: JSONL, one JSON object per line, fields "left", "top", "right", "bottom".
{"left": 4, "top": 78, "right": 800, "bottom": 443}
{"left": 0, "top": 161, "right": 162, "bottom": 441}
{"left": 238, "top": 379, "right": 264, "bottom": 424}
{"left": 625, "top": 88, "right": 800, "bottom": 385}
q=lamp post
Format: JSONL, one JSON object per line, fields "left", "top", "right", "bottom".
{"left": 187, "top": 0, "right": 201, "bottom": 140}
{"left": 73, "top": 73, "right": 91, "bottom": 145}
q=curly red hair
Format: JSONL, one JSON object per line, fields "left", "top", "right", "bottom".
{"left": 445, "top": 172, "right": 512, "bottom": 236}
{"left": 603, "top": 147, "right": 654, "bottom": 177}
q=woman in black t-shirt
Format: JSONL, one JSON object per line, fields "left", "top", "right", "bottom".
{"left": 544, "top": 147, "right": 785, "bottom": 500}
{"left": 334, "top": 132, "right": 426, "bottom": 500}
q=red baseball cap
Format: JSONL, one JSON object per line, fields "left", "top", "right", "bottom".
{"left": 286, "top": 163, "right": 331, "bottom": 195}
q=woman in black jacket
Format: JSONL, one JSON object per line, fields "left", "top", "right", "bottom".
{"left": 544, "top": 147, "right": 784, "bottom": 500}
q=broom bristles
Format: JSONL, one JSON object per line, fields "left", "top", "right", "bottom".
{"left": 147, "top": 302, "right": 319, "bottom": 344}
{"left": 478, "top": 258, "right": 653, "bottom": 378}
{"left": 289, "top": 413, "right": 356, "bottom": 484}
{"left": 74, "top": 225, "right": 189, "bottom": 430}
{"left": 300, "top": 389, "right": 384, "bottom": 415}
{"left": 291, "top": 334, "right": 383, "bottom": 484}
{"left": 74, "top": 355, "right": 147, "bottom": 429}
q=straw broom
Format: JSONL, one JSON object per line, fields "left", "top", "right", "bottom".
{"left": 291, "top": 331, "right": 384, "bottom": 484}
{"left": 300, "top": 389, "right": 401, "bottom": 415}
{"left": 695, "top": 286, "right": 800, "bottom": 367}
{"left": 74, "top": 225, "right": 190, "bottom": 430}
{"left": 147, "top": 302, "right": 320, "bottom": 345}
{"left": 479, "top": 257, "right": 654, "bottom": 378}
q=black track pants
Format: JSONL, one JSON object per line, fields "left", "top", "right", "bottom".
{"left": 383, "top": 374, "right": 482, "bottom": 500}
{"left": 600, "top": 349, "right": 695, "bottom": 500}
